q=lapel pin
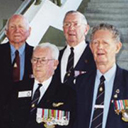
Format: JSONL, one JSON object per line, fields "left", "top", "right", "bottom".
{"left": 114, "top": 94, "right": 118, "bottom": 98}
{"left": 116, "top": 89, "right": 120, "bottom": 94}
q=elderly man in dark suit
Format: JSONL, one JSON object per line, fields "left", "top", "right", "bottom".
{"left": 0, "top": 14, "right": 33, "bottom": 128}
{"left": 76, "top": 23, "right": 128, "bottom": 128}
{"left": 8, "top": 43, "right": 76, "bottom": 128}
{"left": 55, "top": 10, "right": 96, "bottom": 86}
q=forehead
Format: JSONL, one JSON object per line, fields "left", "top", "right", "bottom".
{"left": 92, "top": 29, "right": 114, "bottom": 41}
{"left": 8, "top": 15, "right": 28, "bottom": 26}
{"left": 64, "top": 13, "right": 82, "bottom": 22}
{"left": 33, "top": 47, "right": 52, "bottom": 58}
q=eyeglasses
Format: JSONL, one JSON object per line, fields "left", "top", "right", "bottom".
{"left": 63, "top": 22, "right": 83, "bottom": 28}
{"left": 31, "top": 57, "right": 54, "bottom": 64}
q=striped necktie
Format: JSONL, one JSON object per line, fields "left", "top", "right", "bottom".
{"left": 64, "top": 47, "right": 74, "bottom": 83}
{"left": 91, "top": 75, "right": 105, "bottom": 128}
{"left": 31, "top": 83, "right": 42, "bottom": 113}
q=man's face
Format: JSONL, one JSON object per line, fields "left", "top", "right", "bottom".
{"left": 90, "top": 30, "right": 122, "bottom": 68}
{"left": 63, "top": 13, "right": 89, "bottom": 47}
{"left": 6, "top": 15, "right": 31, "bottom": 46}
{"left": 31, "top": 48, "right": 58, "bottom": 82}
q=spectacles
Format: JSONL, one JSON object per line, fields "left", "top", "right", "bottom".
{"left": 63, "top": 22, "right": 83, "bottom": 28}
{"left": 31, "top": 57, "right": 54, "bottom": 64}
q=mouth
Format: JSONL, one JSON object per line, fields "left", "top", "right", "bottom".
{"left": 68, "top": 32, "right": 76, "bottom": 36}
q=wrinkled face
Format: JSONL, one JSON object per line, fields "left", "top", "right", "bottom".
{"left": 6, "top": 15, "right": 31, "bottom": 46}
{"left": 63, "top": 13, "right": 89, "bottom": 47}
{"left": 90, "top": 30, "right": 122, "bottom": 68}
{"left": 31, "top": 48, "right": 58, "bottom": 82}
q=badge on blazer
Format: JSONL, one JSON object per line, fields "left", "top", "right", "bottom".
{"left": 52, "top": 102, "right": 64, "bottom": 107}
{"left": 114, "top": 99, "right": 128, "bottom": 122}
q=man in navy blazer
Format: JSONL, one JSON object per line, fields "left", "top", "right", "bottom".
{"left": 55, "top": 10, "right": 96, "bottom": 87}
{"left": 8, "top": 43, "right": 76, "bottom": 128}
{"left": 76, "top": 23, "right": 128, "bottom": 128}
{"left": 0, "top": 14, "right": 33, "bottom": 128}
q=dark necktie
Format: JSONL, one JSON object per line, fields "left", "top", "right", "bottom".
{"left": 91, "top": 75, "right": 105, "bottom": 128}
{"left": 12, "top": 50, "right": 20, "bottom": 82}
{"left": 64, "top": 47, "right": 74, "bottom": 83}
{"left": 31, "top": 83, "right": 42, "bottom": 113}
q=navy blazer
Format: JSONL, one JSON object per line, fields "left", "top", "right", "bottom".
{"left": 0, "top": 42, "right": 33, "bottom": 82}
{"left": 76, "top": 66, "right": 128, "bottom": 128}
{"left": 8, "top": 76, "right": 76, "bottom": 128}
{"left": 0, "top": 42, "right": 33, "bottom": 128}
{"left": 55, "top": 42, "right": 96, "bottom": 88}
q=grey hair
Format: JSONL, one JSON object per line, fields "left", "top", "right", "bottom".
{"left": 5, "top": 14, "right": 30, "bottom": 30}
{"left": 63, "top": 10, "right": 87, "bottom": 25}
{"left": 34, "top": 42, "right": 59, "bottom": 60}
{"left": 91, "top": 23, "right": 121, "bottom": 42}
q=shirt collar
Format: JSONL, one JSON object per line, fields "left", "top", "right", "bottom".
{"left": 34, "top": 77, "right": 52, "bottom": 90}
{"left": 10, "top": 43, "right": 26, "bottom": 56}
{"left": 97, "top": 64, "right": 116, "bottom": 82}
{"left": 67, "top": 40, "right": 87, "bottom": 51}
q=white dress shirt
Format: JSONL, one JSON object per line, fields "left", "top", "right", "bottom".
{"left": 61, "top": 41, "right": 87, "bottom": 83}
{"left": 32, "top": 77, "right": 52, "bottom": 102}
{"left": 89, "top": 64, "right": 117, "bottom": 128}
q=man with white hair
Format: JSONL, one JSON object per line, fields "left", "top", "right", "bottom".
{"left": 0, "top": 14, "right": 33, "bottom": 128}
{"left": 8, "top": 43, "right": 76, "bottom": 128}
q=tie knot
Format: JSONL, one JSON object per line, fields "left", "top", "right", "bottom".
{"left": 15, "top": 50, "right": 19, "bottom": 56}
{"left": 38, "top": 83, "right": 42, "bottom": 88}
{"left": 100, "top": 75, "right": 105, "bottom": 82}
{"left": 70, "top": 47, "right": 74, "bottom": 52}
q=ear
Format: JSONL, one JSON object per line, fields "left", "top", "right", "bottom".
{"left": 54, "top": 60, "right": 59, "bottom": 70}
{"left": 115, "top": 42, "right": 122, "bottom": 54}
{"left": 28, "top": 27, "right": 31, "bottom": 36}
{"left": 85, "top": 24, "right": 90, "bottom": 35}
{"left": 5, "top": 29, "right": 7, "bottom": 35}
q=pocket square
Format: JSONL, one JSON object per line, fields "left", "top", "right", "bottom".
{"left": 74, "top": 70, "right": 86, "bottom": 77}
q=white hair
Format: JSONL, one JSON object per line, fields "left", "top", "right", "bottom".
{"left": 34, "top": 42, "right": 59, "bottom": 60}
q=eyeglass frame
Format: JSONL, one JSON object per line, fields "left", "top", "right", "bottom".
{"left": 31, "top": 57, "right": 55, "bottom": 64}
{"left": 63, "top": 22, "right": 86, "bottom": 28}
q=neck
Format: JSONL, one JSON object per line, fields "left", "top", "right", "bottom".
{"left": 97, "top": 63, "right": 115, "bottom": 74}
{"left": 10, "top": 42, "right": 25, "bottom": 50}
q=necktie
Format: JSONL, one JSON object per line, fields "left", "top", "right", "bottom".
{"left": 12, "top": 50, "right": 20, "bottom": 82}
{"left": 64, "top": 47, "right": 74, "bottom": 83}
{"left": 31, "top": 83, "right": 42, "bottom": 113}
{"left": 91, "top": 75, "right": 105, "bottom": 128}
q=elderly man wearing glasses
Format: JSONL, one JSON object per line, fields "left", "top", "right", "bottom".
{"left": 7, "top": 43, "right": 76, "bottom": 128}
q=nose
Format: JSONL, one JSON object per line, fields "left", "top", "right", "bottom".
{"left": 68, "top": 23, "right": 75, "bottom": 30}
{"left": 15, "top": 26, "right": 20, "bottom": 32}
{"left": 97, "top": 42, "right": 104, "bottom": 49}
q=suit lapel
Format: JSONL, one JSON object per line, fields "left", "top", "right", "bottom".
{"left": 3, "top": 42, "right": 13, "bottom": 79}
{"left": 37, "top": 75, "right": 58, "bottom": 106}
{"left": 23, "top": 43, "right": 33, "bottom": 79}
{"left": 106, "top": 66, "right": 124, "bottom": 127}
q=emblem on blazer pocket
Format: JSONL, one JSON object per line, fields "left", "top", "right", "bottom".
{"left": 114, "top": 99, "right": 128, "bottom": 122}
{"left": 52, "top": 102, "right": 64, "bottom": 107}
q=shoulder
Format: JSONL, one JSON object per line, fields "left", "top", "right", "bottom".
{"left": 25, "top": 43, "right": 34, "bottom": 51}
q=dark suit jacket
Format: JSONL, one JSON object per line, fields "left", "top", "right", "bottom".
{"left": 0, "top": 42, "right": 33, "bottom": 128}
{"left": 8, "top": 76, "right": 76, "bottom": 128}
{"left": 76, "top": 65, "right": 128, "bottom": 128}
{"left": 55, "top": 42, "right": 96, "bottom": 88}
